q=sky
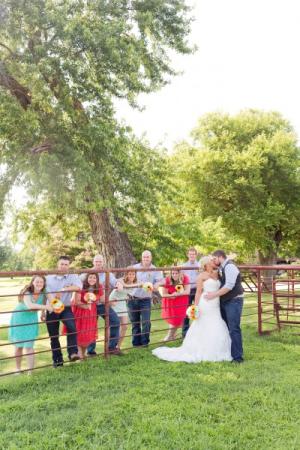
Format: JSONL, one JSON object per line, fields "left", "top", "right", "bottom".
{"left": 115, "top": 0, "right": 300, "bottom": 149}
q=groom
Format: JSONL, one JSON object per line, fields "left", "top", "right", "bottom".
{"left": 204, "top": 250, "right": 244, "bottom": 363}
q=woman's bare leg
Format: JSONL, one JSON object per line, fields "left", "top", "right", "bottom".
{"left": 78, "top": 346, "right": 84, "bottom": 359}
{"left": 118, "top": 316, "right": 128, "bottom": 349}
{"left": 15, "top": 347, "right": 23, "bottom": 372}
{"left": 25, "top": 347, "right": 34, "bottom": 374}
{"left": 80, "top": 346, "right": 87, "bottom": 359}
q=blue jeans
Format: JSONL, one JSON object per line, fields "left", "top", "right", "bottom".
{"left": 46, "top": 307, "right": 78, "bottom": 364}
{"left": 87, "top": 304, "right": 120, "bottom": 353}
{"left": 127, "top": 298, "right": 151, "bottom": 346}
{"left": 220, "top": 296, "right": 244, "bottom": 361}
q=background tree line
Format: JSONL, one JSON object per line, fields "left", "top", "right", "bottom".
{"left": 6, "top": 108, "right": 300, "bottom": 269}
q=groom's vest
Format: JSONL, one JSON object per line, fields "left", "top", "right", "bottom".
{"left": 219, "top": 260, "right": 243, "bottom": 302}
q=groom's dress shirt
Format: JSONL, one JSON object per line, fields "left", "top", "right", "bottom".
{"left": 220, "top": 259, "right": 239, "bottom": 290}
{"left": 182, "top": 261, "right": 200, "bottom": 289}
{"left": 220, "top": 259, "right": 243, "bottom": 301}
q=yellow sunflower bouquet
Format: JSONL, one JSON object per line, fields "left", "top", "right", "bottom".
{"left": 175, "top": 284, "right": 184, "bottom": 294}
{"left": 186, "top": 305, "right": 199, "bottom": 321}
{"left": 84, "top": 292, "right": 97, "bottom": 303}
{"left": 50, "top": 298, "right": 65, "bottom": 314}
{"left": 142, "top": 282, "right": 154, "bottom": 293}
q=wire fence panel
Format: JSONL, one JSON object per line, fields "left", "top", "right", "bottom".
{"left": 1, "top": 264, "right": 299, "bottom": 377}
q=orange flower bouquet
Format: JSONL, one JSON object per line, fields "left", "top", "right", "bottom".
{"left": 142, "top": 282, "right": 154, "bottom": 293}
{"left": 84, "top": 292, "right": 97, "bottom": 303}
{"left": 50, "top": 298, "right": 65, "bottom": 314}
{"left": 186, "top": 305, "right": 199, "bottom": 321}
{"left": 175, "top": 284, "right": 184, "bottom": 294}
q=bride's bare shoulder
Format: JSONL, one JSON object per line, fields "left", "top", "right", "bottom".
{"left": 198, "top": 272, "right": 209, "bottom": 281}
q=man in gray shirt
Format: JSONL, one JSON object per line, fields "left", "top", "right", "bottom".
{"left": 46, "top": 256, "right": 81, "bottom": 367}
{"left": 182, "top": 247, "right": 201, "bottom": 337}
{"left": 127, "top": 250, "right": 163, "bottom": 347}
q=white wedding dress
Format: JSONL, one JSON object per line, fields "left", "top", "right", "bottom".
{"left": 152, "top": 278, "right": 232, "bottom": 363}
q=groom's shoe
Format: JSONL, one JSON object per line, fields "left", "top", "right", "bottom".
{"left": 232, "top": 358, "right": 244, "bottom": 364}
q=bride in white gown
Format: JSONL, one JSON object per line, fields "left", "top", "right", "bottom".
{"left": 152, "top": 256, "right": 232, "bottom": 363}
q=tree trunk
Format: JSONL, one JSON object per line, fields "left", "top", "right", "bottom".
{"left": 88, "top": 209, "right": 136, "bottom": 268}
{"left": 258, "top": 250, "right": 277, "bottom": 266}
{"left": 258, "top": 249, "right": 277, "bottom": 291}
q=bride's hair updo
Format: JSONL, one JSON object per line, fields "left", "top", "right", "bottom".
{"left": 200, "top": 255, "right": 213, "bottom": 270}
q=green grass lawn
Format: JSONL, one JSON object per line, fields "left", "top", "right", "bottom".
{"left": 0, "top": 278, "right": 300, "bottom": 449}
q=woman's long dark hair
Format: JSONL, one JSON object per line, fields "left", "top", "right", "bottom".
{"left": 170, "top": 270, "right": 184, "bottom": 286}
{"left": 82, "top": 272, "right": 100, "bottom": 293}
{"left": 18, "top": 275, "right": 47, "bottom": 302}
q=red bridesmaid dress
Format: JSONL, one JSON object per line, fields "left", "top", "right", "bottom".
{"left": 161, "top": 275, "right": 190, "bottom": 326}
{"left": 72, "top": 286, "right": 103, "bottom": 347}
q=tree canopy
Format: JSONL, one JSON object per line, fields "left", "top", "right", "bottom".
{"left": 0, "top": 0, "right": 193, "bottom": 266}
{"left": 179, "top": 110, "right": 300, "bottom": 263}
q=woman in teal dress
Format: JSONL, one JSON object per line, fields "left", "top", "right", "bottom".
{"left": 9, "top": 275, "right": 53, "bottom": 374}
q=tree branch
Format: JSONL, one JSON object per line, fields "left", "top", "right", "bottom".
{"left": 0, "top": 42, "right": 15, "bottom": 57}
{"left": 30, "top": 140, "right": 53, "bottom": 155}
{"left": 0, "top": 61, "right": 31, "bottom": 109}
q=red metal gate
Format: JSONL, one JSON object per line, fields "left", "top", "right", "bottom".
{"left": 1, "top": 264, "right": 299, "bottom": 377}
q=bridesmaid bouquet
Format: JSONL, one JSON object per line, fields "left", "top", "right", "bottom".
{"left": 186, "top": 305, "right": 199, "bottom": 321}
{"left": 175, "top": 284, "right": 184, "bottom": 294}
{"left": 142, "top": 282, "right": 154, "bottom": 293}
{"left": 84, "top": 292, "right": 97, "bottom": 303}
{"left": 50, "top": 298, "right": 65, "bottom": 314}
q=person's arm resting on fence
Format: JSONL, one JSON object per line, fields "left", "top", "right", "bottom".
{"left": 23, "top": 294, "right": 53, "bottom": 312}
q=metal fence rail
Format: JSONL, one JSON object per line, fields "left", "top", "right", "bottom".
{"left": 0, "top": 264, "right": 299, "bottom": 377}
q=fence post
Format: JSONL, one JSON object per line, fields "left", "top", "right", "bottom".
{"left": 257, "top": 268, "right": 263, "bottom": 335}
{"left": 104, "top": 270, "right": 110, "bottom": 358}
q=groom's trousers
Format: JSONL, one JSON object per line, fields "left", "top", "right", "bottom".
{"left": 220, "top": 296, "right": 244, "bottom": 361}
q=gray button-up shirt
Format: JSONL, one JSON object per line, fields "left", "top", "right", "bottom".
{"left": 46, "top": 274, "right": 82, "bottom": 306}
{"left": 132, "top": 263, "right": 163, "bottom": 299}
{"left": 182, "top": 260, "right": 200, "bottom": 289}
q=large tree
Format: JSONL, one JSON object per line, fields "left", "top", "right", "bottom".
{"left": 0, "top": 0, "right": 193, "bottom": 266}
{"left": 179, "top": 110, "right": 300, "bottom": 265}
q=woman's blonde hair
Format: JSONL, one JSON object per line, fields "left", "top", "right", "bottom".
{"left": 199, "top": 255, "right": 212, "bottom": 270}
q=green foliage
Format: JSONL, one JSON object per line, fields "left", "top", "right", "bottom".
{"left": 12, "top": 201, "right": 97, "bottom": 269}
{"left": 0, "top": 239, "right": 32, "bottom": 270}
{"left": 146, "top": 142, "right": 250, "bottom": 265}
{"left": 0, "top": 0, "right": 193, "bottom": 258}
{"left": 175, "top": 110, "right": 300, "bottom": 261}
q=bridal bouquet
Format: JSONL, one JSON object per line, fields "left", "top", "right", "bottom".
{"left": 50, "top": 298, "right": 65, "bottom": 314}
{"left": 186, "top": 305, "right": 199, "bottom": 320}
